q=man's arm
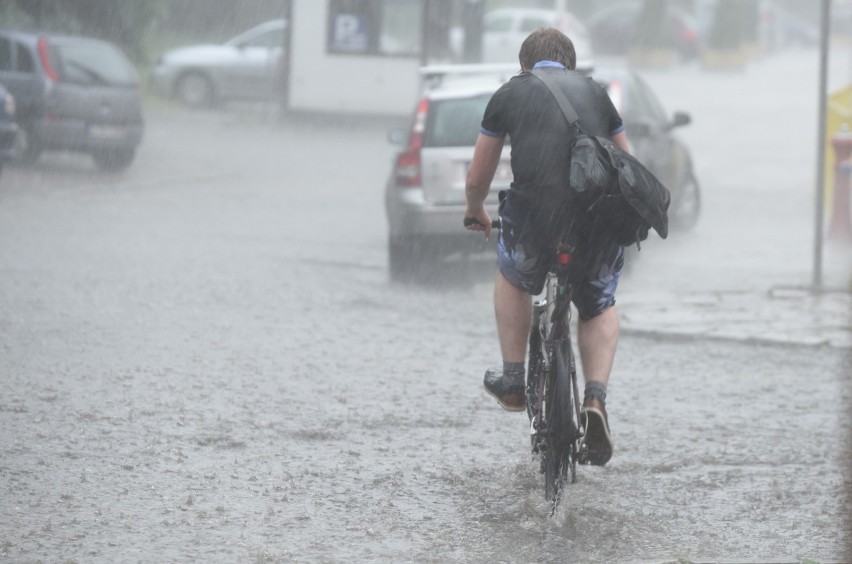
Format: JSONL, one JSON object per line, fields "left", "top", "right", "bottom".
{"left": 464, "top": 133, "right": 504, "bottom": 238}
{"left": 609, "top": 130, "right": 630, "bottom": 154}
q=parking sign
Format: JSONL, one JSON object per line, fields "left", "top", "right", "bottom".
{"left": 332, "top": 13, "right": 368, "bottom": 52}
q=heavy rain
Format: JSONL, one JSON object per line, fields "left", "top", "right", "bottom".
{"left": 0, "top": 0, "right": 850, "bottom": 562}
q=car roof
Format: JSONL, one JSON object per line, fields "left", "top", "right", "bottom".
{"left": 0, "top": 29, "right": 39, "bottom": 44}
{"left": 420, "top": 63, "right": 520, "bottom": 97}
{"left": 419, "top": 62, "right": 598, "bottom": 100}
{"left": 590, "top": 65, "right": 632, "bottom": 81}
{"left": 425, "top": 77, "right": 511, "bottom": 101}
{"left": 0, "top": 29, "right": 116, "bottom": 47}
{"left": 225, "top": 19, "right": 287, "bottom": 44}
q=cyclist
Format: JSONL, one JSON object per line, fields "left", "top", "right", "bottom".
{"left": 464, "top": 27, "right": 630, "bottom": 466}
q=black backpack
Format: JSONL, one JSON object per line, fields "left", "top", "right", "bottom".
{"left": 532, "top": 69, "right": 670, "bottom": 248}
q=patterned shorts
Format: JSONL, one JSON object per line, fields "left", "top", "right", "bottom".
{"left": 497, "top": 231, "right": 624, "bottom": 321}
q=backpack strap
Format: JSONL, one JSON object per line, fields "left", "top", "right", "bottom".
{"left": 531, "top": 69, "right": 582, "bottom": 130}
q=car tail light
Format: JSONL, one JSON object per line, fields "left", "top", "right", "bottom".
{"left": 395, "top": 97, "right": 429, "bottom": 187}
{"left": 607, "top": 79, "right": 623, "bottom": 114}
{"left": 37, "top": 37, "right": 60, "bottom": 82}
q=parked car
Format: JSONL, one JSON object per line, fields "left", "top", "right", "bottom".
{"left": 384, "top": 69, "right": 513, "bottom": 281}
{"left": 384, "top": 64, "right": 698, "bottom": 281}
{"left": 761, "top": 3, "right": 820, "bottom": 50}
{"left": 0, "top": 81, "right": 17, "bottom": 176}
{"left": 0, "top": 30, "right": 144, "bottom": 171}
{"left": 593, "top": 66, "right": 700, "bottom": 229}
{"left": 451, "top": 8, "right": 594, "bottom": 66}
{"left": 150, "top": 19, "right": 287, "bottom": 107}
{"left": 585, "top": 2, "right": 703, "bottom": 60}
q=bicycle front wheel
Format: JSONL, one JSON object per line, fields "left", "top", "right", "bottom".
{"left": 543, "top": 337, "right": 578, "bottom": 508}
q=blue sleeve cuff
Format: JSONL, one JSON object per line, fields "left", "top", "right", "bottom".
{"left": 480, "top": 127, "right": 504, "bottom": 138}
{"left": 610, "top": 124, "right": 625, "bottom": 135}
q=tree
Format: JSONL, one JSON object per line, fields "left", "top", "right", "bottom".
{"left": 461, "top": 0, "right": 484, "bottom": 63}
{"left": 706, "top": 0, "right": 745, "bottom": 51}
{"left": 629, "top": 0, "right": 674, "bottom": 67}
{"left": 9, "top": 0, "right": 166, "bottom": 62}
{"left": 702, "top": 0, "right": 750, "bottom": 70}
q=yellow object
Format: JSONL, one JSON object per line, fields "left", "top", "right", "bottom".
{"left": 825, "top": 85, "right": 852, "bottom": 206}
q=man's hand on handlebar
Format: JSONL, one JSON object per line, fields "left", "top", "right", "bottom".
{"left": 464, "top": 208, "right": 494, "bottom": 239}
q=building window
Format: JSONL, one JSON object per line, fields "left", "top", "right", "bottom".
{"left": 328, "top": 0, "right": 421, "bottom": 57}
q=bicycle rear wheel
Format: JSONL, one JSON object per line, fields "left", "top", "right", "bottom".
{"left": 543, "top": 336, "right": 579, "bottom": 509}
{"left": 526, "top": 309, "right": 546, "bottom": 441}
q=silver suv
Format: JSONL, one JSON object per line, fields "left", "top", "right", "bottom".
{"left": 384, "top": 64, "right": 699, "bottom": 282}
{"left": 0, "top": 30, "right": 144, "bottom": 171}
{"left": 384, "top": 67, "right": 516, "bottom": 281}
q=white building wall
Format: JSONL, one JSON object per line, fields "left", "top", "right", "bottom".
{"left": 288, "top": 0, "right": 422, "bottom": 116}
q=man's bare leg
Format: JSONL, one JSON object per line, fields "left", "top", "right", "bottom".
{"left": 577, "top": 305, "right": 619, "bottom": 465}
{"left": 482, "top": 271, "right": 532, "bottom": 411}
{"left": 577, "top": 305, "right": 619, "bottom": 388}
{"left": 494, "top": 270, "right": 532, "bottom": 363}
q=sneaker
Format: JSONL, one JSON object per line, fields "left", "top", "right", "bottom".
{"left": 483, "top": 368, "right": 525, "bottom": 412}
{"left": 579, "top": 399, "right": 613, "bottom": 466}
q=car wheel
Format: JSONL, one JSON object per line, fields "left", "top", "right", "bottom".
{"left": 671, "top": 172, "right": 701, "bottom": 230}
{"left": 92, "top": 148, "right": 136, "bottom": 172}
{"left": 16, "top": 125, "right": 42, "bottom": 164}
{"left": 389, "top": 238, "right": 416, "bottom": 282}
{"left": 175, "top": 72, "right": 215, "bottom": 107}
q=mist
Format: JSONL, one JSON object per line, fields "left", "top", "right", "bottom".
{"left": 0, "top": 0, "right": 850, "bottom": 561}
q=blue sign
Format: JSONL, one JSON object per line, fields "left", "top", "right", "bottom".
{"left": 332, "top": 13, "right": 368, "bottom": 52}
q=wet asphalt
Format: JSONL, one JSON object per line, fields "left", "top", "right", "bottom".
{"left": 1, "top": 47, "right": 851, "bottom": 562}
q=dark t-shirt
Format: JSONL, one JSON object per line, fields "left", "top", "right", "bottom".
{"left": 481, "top": 66, "right": 623, "bottom": 193}
{"left": 480, "top": 65, "right": 623, "bottom": 248}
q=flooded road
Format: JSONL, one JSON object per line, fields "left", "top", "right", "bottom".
{"left": 1, "top": 48, "right": 850, "bottom": 561}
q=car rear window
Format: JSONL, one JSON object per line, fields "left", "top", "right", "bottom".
{"left": 423, "top": 94, "right": 492, "bottom": 148}
{"left": 53, "top": 40, "right": 138, "bottom": 86}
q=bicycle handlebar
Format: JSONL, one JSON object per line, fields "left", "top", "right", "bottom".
{"left": 463, "top": 217, "right": 502, "bottom": 229}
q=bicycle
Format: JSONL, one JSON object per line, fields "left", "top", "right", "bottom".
{"left": 465, "top": 216, "right": 584, "bottom": 513}
{"left": 526, "top": 240, "right": 584, "bottom": 513}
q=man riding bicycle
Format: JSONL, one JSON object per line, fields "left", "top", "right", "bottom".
{"left": 464, "top": 27, "right": 630, "bottom": 466}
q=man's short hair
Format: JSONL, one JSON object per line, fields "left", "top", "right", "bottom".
{"left": 519, "top": 27, "right": 576, "bottom": 71}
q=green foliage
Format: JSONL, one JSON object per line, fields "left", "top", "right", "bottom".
{"left": 0, "top": 0, "right": 287, "bottom": 64}
{"left": 706, "top": 0, "right": 747, "bottom": 50}
{"left": 154, "top": 0, "right": 288, "bottom": 40}
{"left": 740, "top": 0, "right": 760, "bottom": 43}
{"left": 4, "top": 0, "right": 167, "bottom": 63}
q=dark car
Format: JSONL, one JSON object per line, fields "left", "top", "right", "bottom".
{"left": 593, "top": 66, "right": 699, "bottom": 229}
{"left": 384, "top": 64, "right": 699, "bottom": 280}
{"left": 0, "top": 81, "right": 17, "bottom": 176}
{"left": 0, "top": 30, "right": 144, "bottom": 171}
{"left": 585, "top": 2, "right": 702, "bottom": 60}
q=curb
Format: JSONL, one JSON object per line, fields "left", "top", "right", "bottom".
{"left": 619, "top": 326, "right": 850, "bottom": 350}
